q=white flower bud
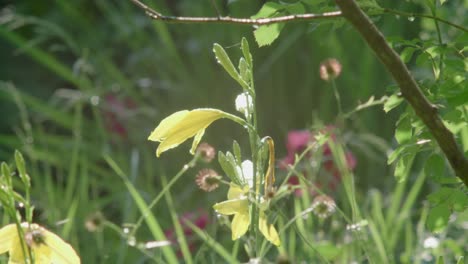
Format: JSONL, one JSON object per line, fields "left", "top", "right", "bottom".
{"left": 235, "top": 92, "right": 253, "bottom": 118}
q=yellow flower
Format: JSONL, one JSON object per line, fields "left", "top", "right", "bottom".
{"left": 148, "top": 108, "right": 228, "bottom": 157}
{"left": 213, "top": 183, "right": 281, "bottom": 246}
{"left": 0, "top": 223, "right": 80, "bottom": 264}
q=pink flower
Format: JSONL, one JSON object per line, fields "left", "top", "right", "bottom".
{"left": 103, "top": 93, "right": 136, "bottom": 138}
{"left": 280, "top": 130, "right": 312, "bottom": 168}
{"left": 280, "top": 127, "right": 357, "bottom": 195}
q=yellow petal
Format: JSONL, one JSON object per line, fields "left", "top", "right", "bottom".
{"left": 151, "top": 109, "right": 226, "bottom": 157}
{"left": 148, "top": 110, "right": 189, "bottom": 142}
{"left": 190, "top": 129, "right": 205, "bottom": 155}
{"left": 31, "top": 245, "right": 53, "bottom": 264}
{"left": 8, "top": 230, "right": 28, "bottom": 263}
{"left": 259, "top": 212, "right": 281, "bottom": 246}
{"left": 227, "top": 183, "right": 249, "bottom": 200}
{"left": 0, "top": 224, "right": 17, "bottom": 254}
{"left": 43, "top": 228, "right": 81, "bottom": 264}
{"left": 231, "top": 211, "right": 250, "bottom": 240}
{"left": 3, "top": 224, "right": 80, "bottom": 264}
{"left": 213, "top": 198, "right": 248, "bottom": 215}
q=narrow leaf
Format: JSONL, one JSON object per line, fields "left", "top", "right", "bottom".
{"left": 241, "top": 37, "right": 253, "bottom": 67}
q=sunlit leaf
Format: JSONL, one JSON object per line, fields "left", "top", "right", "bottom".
{"left": 395, "top": 114, "right": 412, "bottom": 144}
{"left": 241, "top": 37, "right": 253, "bottom": 67}
{"left": 427, "top": 204, "right": 450, "bottom": 232}
{"left": 383, "top": 94, "right": 404, "bottom": 113}
{"left": 218, "top": 151, "right": 241, "bottom": 185}
{"left": 394, "top": 153, "right": 415, "bottom": 182}
{"left": 254, "top": 23, "right": 285, "bottom": 47}
{"left": 251, "top": 2, "right": 283, "bottom": 19}
{"left": 400, "top": 47, "right": 416, "bottom": 63}
{"left": 213, "top": 44, "right": 248, "bottom": 89}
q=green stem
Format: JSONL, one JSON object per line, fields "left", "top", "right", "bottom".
{"left": 246, "top": 64, "right": 261, "bottom": 258}
{"left": 223, "top": 112, "right": 253, "bottom": 131}
{"left": 129, "top": 156, "right": 197, "bottom": 238}
{"left": 331, "top": 79, "right": 342, "bottom": 116}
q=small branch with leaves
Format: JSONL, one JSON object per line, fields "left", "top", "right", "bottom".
{"left": 130, "top": 0, "right": 342, "bottom": 25}
{"left": 130, "top": 0, "right": 468, "bottom": 187}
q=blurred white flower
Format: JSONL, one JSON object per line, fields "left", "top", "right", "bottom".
{"left": 423, "top": 236, "right": 439, "bottom": 249}
{"left": 346, "top": 220, "right": 368, "bottom": 231}
{"left": 239, "top": 160, "right": 254, "bottom": 187}
{"left": 235, "top": 92, "right": 253, "bottom": 118}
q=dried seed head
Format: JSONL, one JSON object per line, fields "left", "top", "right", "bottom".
{"left": 319, "top": 58, "right": 342, "bottom": 81}
{"left": 24, "top": 224, "right": 46, "bottom": 247}
{"left": 311, "top": 195, "right": 336, "bottom": 219}
{"left": 196, "top": 169, "right": 220, "bottom": 192}
{"left": 196, "top": 142, "right": 216, "bottom": 163}
{"left": 265, "top": 186, "right": 277, "bottom": 200}
{"left": 85, "top": 211, "right": 105, "bottom": 232}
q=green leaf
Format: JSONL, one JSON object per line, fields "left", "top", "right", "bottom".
{"left": 238, "top": 58, "right": 250, "bottom": 83}
{"left": 395, "top": 114, "right": 412, "bottom": 144}
{"left": 443, "top": 109, "right": 467, "bottom": 134}
{"left": 218, "top": 151, "right": 238, "bottom": 185}
{"left": 213, "top": 43, "right": 248, "bottom": 89}
{"left": 284, "top": 2, "right": 305, "bottom": 14}
{"left": 439, "top": 0, "right": 447, "bottom": 4}
{"left": 383, "top": 94, "right": 404, "bottom": 113}
{"left": 232, "top": 140, "right": 242, "bottom": 165}
{"left": 1, "top": 162, "right": 12, "bottom": 188}
{"left": 416, "top": 52, "right": 431, "bottom": 67}
{"left": 424, "top": 154, "right": 449, "bottom": 183}
{"left": 254, "top": 23, "right": 285, "bottom": 47}
{"left": 251, "top": 2, "right": 283, "bottom": 19}
{"left": 426, "top": 204, "right": 450, "bottom": 232}
{"left": 241, "top": 37, "right": 253, "bottom": 67}
{"left": 14, "top": 150, "right": 30, "bottom": 188}
{"left": 428, "top": 187, "right": 468, "bottom": 212}
{"left": 394, "top": 152, "right": 415, "bottom": 182}
{"left": 213, "top": 43, "right": 240, "bottom": 80}
{"left": 357, "top": 0, "right": 382, "bottom": 12}
{"left": 436, "top": 256, "right": 444, "bottom": 264}
{"left": 400, "top": 47, "right": 416, "bottom": 63}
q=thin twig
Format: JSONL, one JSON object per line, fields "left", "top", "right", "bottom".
{"left": 130, "top": 0, "right": 467, "bottom": 33}
{"left": 210, "top": 0, "right": 222, "bottom": 18}
{"left": 334, "top": 0, "right": 468, "bottom": 186}
{"left": 130, "top": 0, "right": 342, "bottom": 25}
{"left": 382, "top": 8, "right": 468, "bottom": 33}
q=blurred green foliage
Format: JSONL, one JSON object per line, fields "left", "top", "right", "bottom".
{"left": 0, "top": 0, "right": 466, "bottom": 262}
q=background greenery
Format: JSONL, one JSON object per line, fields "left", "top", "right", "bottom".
{"left": 0, "top": 0, "right": 466, "bottom": 263}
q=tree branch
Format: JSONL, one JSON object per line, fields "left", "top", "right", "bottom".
{"left": 334, "top": 0, "right": 468, "bottom": 186}
{"left": 130, "top": 0, "right": 343, "bottom": 25}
